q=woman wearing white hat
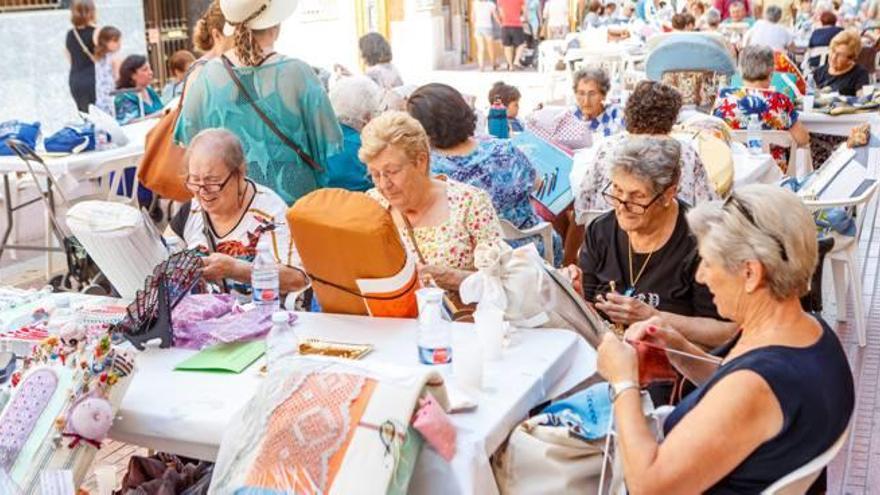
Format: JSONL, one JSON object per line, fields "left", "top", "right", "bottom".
{"left": 175, "top": 0, "right": 343, "bottom": 205}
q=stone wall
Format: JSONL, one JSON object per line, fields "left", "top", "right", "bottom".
{"left": 0, "top": 0, "right": 146, "bottom": 132}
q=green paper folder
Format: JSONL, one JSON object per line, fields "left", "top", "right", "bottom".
{"left": 174, "top": 341, "right": 265, "bottom": 373}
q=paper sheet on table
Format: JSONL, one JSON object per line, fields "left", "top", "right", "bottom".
{"left": 174, "top": 341, "right": 265, "bottom": 373}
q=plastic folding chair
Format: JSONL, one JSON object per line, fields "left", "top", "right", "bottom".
{"left": 499, "top": 219, "right": 555, "bottom": 265}
{"left": 761, "top": 424, "right": 850, "bottom": 494}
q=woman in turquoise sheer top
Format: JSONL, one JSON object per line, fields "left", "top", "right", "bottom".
{"left": 174, "top": 1, "right": 342, "bottom": 205}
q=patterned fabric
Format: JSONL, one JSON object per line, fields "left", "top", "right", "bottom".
{"left": 774, "top": 51, "right": 806, "bottom": 95}
{"left": 0, "top": 368, "right": 58, "bottom": 471}
{"left": 114, "top": 86, "right": 164, "bottom": 125}
{"left": 94, "top": 55, "right": 115, "bottom": 115}
{"left": 245, "top": 373, "right": 367, "bottom": 492}
{"left": 182, "top": 180, "right": 300, "bottom": 292}
{"left": 573, "top": 133, "right": 719, "bottom": 224}
{"left": 430, "top": 137, "right": 562, "bottom": 265}
{"left": 711, "top": 86, "right": 798, "bottom": 169}
{"left": 661, "top": 71, "right": 726, "bottom": 111}
{"left": 573, "top": 104, "right": 625, "bottom": 138}
{"left": 367, "top": 179, "right": 503, "bottom": 271}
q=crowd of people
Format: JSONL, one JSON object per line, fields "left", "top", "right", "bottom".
{"left": 55, "top": 0, "right": 877, "bottom": 491}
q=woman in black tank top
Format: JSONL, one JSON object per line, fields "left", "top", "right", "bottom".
{"left": 66, "top": 1, "right": 98, "bottom": 112}
{"left": 594, "top": 185, "right": 854, "bottom": 493}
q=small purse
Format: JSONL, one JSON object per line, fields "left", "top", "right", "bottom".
{"left": 44, "top": 123, "right": 96, "bottom": 154}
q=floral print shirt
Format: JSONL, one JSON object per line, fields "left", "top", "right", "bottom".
{"left": 431, "top": 137, "right": 562, "bottom": 264}
{"left": 573, "top": 133, "right": 719, "bottom": 225}
{"left": 711, "top": 86, "right": 798, "bottom": 167}
{"left": 367, "top": 179, "right": 503, "bottom": 271}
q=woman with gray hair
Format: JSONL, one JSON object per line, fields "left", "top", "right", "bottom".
{"left": 168, "top": 128, "right": 308, "bottom": 294}
{"left": 712, "top": 44, "right": 809, "bottom": 171}
{"left": 325, "top": 76, "right": 382, "bottom": 191}
{"left": 527, "top": 67, "right": 624, "bottom": 145}
{"left": 565, "top": 137, "right": 736, "bottom": 349}
{"left": 744, "top": 5, "right": 794, "bottom": 50}
{"left": 597, "top": 184, "right": 853, "bottom": 492}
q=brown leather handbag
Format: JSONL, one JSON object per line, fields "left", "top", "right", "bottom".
{"left": 136, "top": 62, "right": 205, "bottom": 202}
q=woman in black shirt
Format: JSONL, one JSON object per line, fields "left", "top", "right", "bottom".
{"left": 66, "top": 1, "right": 97, "bottom": 112}
{"left": 814, "top": 30, "right": 871, "bottom": 96}
{"left": 565, "top": 137, "right": 736, "bottom": 348}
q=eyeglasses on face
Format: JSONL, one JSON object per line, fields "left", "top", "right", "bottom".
{"left": 185, "top": 171, "right": 236, "bottom": 194}
{"left": 602, "top": 182, "right": 667, "bottom": 215}
{"left": 367, "top": 166, "right": 406, "bottom": 183}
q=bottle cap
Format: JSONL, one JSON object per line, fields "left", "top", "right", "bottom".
{"left": 272, "top": 311, "right": 289, "bottom": 324}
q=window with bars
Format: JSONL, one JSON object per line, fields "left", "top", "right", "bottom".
{"left": 0, "top": 0, "right": 63, "bottom": 13}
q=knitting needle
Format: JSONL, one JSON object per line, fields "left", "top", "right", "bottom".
{"left": 626, "top": 338, "right": 722, "bottom": 365}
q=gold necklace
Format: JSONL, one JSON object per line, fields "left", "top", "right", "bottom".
{"left": 627, "top": 238, "right": 655, "bottom": 294}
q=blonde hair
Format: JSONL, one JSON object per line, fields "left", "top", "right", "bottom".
{"left": 830, "top": 30, "right": 862, "bottom": 59}
{"left": 193, "top": 0, "right": 225, "bottom": 53}
{"left": 687, "top": 184, "right": 818, "bottom": 300}
{"left": 358, "top": 111, "right": 430, "bottom": 165}
{"left": 230, "top": 6, "right": 277, "bottom": 66}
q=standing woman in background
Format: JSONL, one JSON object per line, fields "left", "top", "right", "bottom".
{"left": 66, "top": 0, "right": 98, "bottom": 112}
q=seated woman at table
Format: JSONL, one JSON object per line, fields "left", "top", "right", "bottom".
{"left": 114, "top": 55, "right": 164, "bottom": 125}
{"left": 169, "top": 128, "right": 308, "bottom": 295}
{"left": 814, "top": 30, "right": 871, "bottom": 97}
{"left": 568, "top": 137, "right": 736, "bottom": 349}
{"left": 407, "top": 83, "right": 562, "bottom": 265}
{"left": 807, "top": 11, "right": 843, "bottom": 68}
{"left": 712, "top": 45, "right": 809, "bottom": 172}
{"left": 597, "top": 184, "right": 853, "bottom": 493}
{"left": 574, "top": 80, "right": 718, "bottom": 226}
{"left": 359, "top": 111, "right": 504, "bottom": 291}
{"left": 527, "top": 68, "right": 624, "bottom": 146}
{"left": 325, "top": 75, "right": 381, "bottom": 192}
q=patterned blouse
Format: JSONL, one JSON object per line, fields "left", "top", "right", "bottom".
{"left": 430, "top": 137, "right": 562, "bottom": 264}
{"left": 114, "top": 86, "right": 164, "bottom": 125}
{"left": 574, "top": 104, "right": 625, "bottom": 138}
{"left": 367, "top": 179, "right": 503, "bottom": 271}
{"left": 711, "top": 86, "right": 798, "bottom": 168}
{"left": 573, "top": 133, "right": 719, "bottom": 225}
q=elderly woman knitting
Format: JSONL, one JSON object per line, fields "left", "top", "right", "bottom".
{"left": 565, "top": 137, "right": 735, "bottom": 349}
{"left": 361, "top": 111, "right": 504, "bottom": 291}
{"left": 598, "top": 184, "right": 853, "bottom": 492}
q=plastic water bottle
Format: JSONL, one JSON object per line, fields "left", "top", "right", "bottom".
{"left": 46, "top": 295, "right": 77, "bottom": 335}
{"left": 803, "top": 71, "right": 816, "bottom": 112}
{"left": 746, "top": 114, "right": 763, "bottom": 155}
{"left": 416, "top": 288, "right": 452, "bottom": 365}
{"left": 487, "top": 98, "right": 510, "bottom": 139}
{"left": 251, "top": 235, "right": 280, "bottom": 312}
{"left": 266, "top": 311, "right": 299, "bottom": 370}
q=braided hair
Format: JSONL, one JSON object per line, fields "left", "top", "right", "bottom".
{"left": 231, "top": 4, "right": 268, "bottom": 66}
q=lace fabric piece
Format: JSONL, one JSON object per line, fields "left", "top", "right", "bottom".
{"left": 172, "top": 307, "right": 275, "bottom": 350}
{"left": 0, "top": 369, "right": 59, "bottom": 471}
{"left": 245, "top": 372, "right": 367, "bottom": 493}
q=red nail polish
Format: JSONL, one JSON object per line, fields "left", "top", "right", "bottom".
{"left": 647, "top": 326, "right": 657, "bottom": 334}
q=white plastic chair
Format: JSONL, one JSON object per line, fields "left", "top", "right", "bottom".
{"left": 730, "top": 130, "right": 813, "bottom": 178}
{"left": 539, "top": 40, "right": 574, "bottom": 104}
{"left": 761, "top": 424, "right": 850, "bottom": 494}
{"left": 801, "top": 46, "right": 830, "bottom": 73}
{"left": 79, "top": 156, "right": 142, "bottom": 204}
{"left": 499, "top": 219, "right": 555, "bottom": 265}
{"left": 803, "top": 181, "right": 879, "bottom": 347}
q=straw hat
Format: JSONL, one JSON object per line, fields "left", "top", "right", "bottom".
{"left": 220, "top": 0, "right": 298, "bottom": 36}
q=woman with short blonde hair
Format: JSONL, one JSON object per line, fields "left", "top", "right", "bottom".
{"left": 361, "top": 111, "right": 503, "bottom": 291}
{"left": 596, "top": 184, "right": 853, "bottom": 492}
{"left": 815, "top": 29, "right": 871, "bottom": 96}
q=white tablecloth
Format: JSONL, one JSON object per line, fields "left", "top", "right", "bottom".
{"left": 799, "top": 112, "right": 878, "bottom": 137}
{"left": 111, "top": 312, "right": 596, "bottom": 495}
{"left": 731, "top": 143, "right": 781, "bottom": 188}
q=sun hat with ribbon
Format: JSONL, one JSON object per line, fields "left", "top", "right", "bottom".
{"left": 220, "top": 0, "right": 299, "bottom": 36}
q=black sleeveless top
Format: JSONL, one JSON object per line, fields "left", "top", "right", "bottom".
{"left": 66, "top": 26, "right": 96, "bottom": 111}
{"left": 663, "top": 319, "right": 854, "bottom": 493}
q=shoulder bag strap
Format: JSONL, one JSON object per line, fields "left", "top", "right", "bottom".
{"left": 389, "top": 207, "right": 427, "bottom": 265}
{"left": 220, "top": 55, "right": 322, "bottom": 172}
{"left": 71, "top": 28, "right": 97, "bottom": 64}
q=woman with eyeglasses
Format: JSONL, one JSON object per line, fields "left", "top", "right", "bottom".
{"left": 361, "top": 111, "right": 504, "bottom": 291}
{"left": 563, "top": 137, "right": 737, "bottom": 349}
{"left": 814, "top": 29, "right": 870, "bottom": 97}
{"left": 595, "top": 184, "right": 853, "bottom": 493}
{"left": 168, "top": 128, "right": 308, "bottom": 294}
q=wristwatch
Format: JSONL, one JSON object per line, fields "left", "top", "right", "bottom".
{"left": 609, "top": 380, "right": 639, "bottom": 403}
